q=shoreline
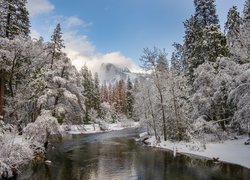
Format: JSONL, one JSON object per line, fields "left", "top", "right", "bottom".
{"left": 143, "top": 135, "right": 250, "bottom": 169}
{"left": 0, "top": 122, "right": 140, "bottom": 178}
{"left": 60, "top": 122, "right": 140, "bottom": 135}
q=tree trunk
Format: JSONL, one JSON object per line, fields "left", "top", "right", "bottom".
{"left": 0, "top": 76, "right": 4, "bottom": 117}
{"left": 147, "top": 89, "right": 157, "bottom": 140}
{"left": 158, "top": 89, "right": 167, "bottom": 141}
{"left": 171, "top": 86, "right": 182, "bottom": 141}
{"left": 6, "top": 4, "right": 11, "bottom": 38}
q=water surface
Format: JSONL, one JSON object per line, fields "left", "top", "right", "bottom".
{"left": 20, "top": 128, "right": 250, "bottom": 180}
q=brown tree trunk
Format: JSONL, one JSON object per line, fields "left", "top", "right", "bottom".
{"left": 147, "top": 89, "right": 157, "bottom": 140}
{"left": 159, "top": 90, "right": 167, "bottom": 141}
{"left": 171, "top": 86, "right": 182, "bottom": 141}
{"left": 0, "top": 76, "right": 4, "bottom": 117}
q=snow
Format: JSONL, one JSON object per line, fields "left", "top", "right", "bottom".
{"left": 61, "top": 122, "right": 140, "bottom": 135}
{"left": 144, "top": 135, "right": 250, "bottom": 169}
{"left": 0, "top": 132, "right": 41, "bottom": 178}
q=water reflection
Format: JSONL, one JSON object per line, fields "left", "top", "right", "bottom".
{"left": 19, "top": 129, "right": 250, "bottom": 180}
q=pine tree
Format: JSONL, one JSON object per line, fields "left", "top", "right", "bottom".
{"left": 0, "top": 0, "right": 30, "bottom": 39}
{"left": 225, "top": 6, "right": 242, "bottom": 61}
{"left": 171, "top": 43, "right": 186, "bottom": 73}
{"left": 183, "top": 15, "right": 199, "bottom": 84}
{"left": 242, "top": 0, "right": 250, "bottom": 62}
{"left": 243, "top": 0, "right": 250, "bottom": 20}
{"left": 50, "top": 23, "right": 65, "bottom": 67}
{"left": 93, "top": 72, "right": 101, "bottom": 116}
{"left": 184, "top": 0, "right": 222, "bottom": 85}
{"left": 126, "top": 77, "right": 134, "bottom": 118}
{"left": 202, "top": 25, "right": 229, "bottom": 63}
{"left": 0, "top": 0, "right": 30, "bottom": 118}
{"left": 81, "top": 65, "right": 94, "bottom": 123}
{"left": 194, "top": 0, "right": 219, "bottom": 29}
{"left": 156, "top": 49, "right": 169, "bottom": 75}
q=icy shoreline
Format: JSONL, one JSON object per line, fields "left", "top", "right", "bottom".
{"left": 144, "top": 135, "right": 250, "bottom": 169}
{"left": 60, "top": 122, "right": 140, "bottom": 135}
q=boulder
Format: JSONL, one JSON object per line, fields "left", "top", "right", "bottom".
{"left": 244, "top": 139, "right": 250, "bottom": 145}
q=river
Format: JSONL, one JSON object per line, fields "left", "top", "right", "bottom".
{"left": 19, "top": 128, "right": 250, "bottom": 180}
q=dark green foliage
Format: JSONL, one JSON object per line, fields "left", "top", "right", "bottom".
{"left": 243, "top": 0, "right": 250, "bottom": 20}
{"left": 183, "top": 0, "right": 227, "bottom": 85}
{"left": 81, "top": 65, "right": 102, "bottom": 123}
{"left": 50, "top": 23, "right": 65, "bottom": 66}
{"left": 202, "top": 25, "right": 229, "bottom": 63}
{"left": 0, "top": 0, "right": 30, "bottom": 39}
{"left": 81, "top": 65, "right": 94, "bottom": 123}
{"left": 93, "top": 73, "right": 101, "bottom": 116}
{"left": 171, "top": 43, "right": 186, "bottom": 73}
{"left": 194, "top": 0, "right": 219, "bottom": 29}
{"left": 126, "top": 77, "right": 134, "bottom": 118}
{"left": 225, "top": 6, "right": 242, "bottom": 60}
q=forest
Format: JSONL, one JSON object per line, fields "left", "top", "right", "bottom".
{"left": 0, "top": 0, "right": 250, "bottom": 178}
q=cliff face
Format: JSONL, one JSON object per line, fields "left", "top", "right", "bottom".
{"left": 98, "top": 63, "right": 140, "bottom": 84}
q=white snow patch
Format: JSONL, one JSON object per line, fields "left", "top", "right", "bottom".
{"left": 145, "top": 136, "right": 250, "bottom": 169}
{"left": 61, "top": 121, "right": 140, "bottom": 135}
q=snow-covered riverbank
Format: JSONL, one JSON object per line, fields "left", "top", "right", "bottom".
{"left": 60, "top": 122, "right": 140, "bottom": 135}
{"left": 144, "top": 135, "right": 250, "bottom": 169}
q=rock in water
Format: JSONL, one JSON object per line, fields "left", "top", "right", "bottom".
{"left": 244, "top": 139, "right": 250, "bottom": 145}
{"left": 45, "top": 160, "right": 52, "bottom": 165}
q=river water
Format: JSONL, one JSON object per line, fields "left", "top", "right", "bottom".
{"left": 19, "top": 128, "right": 250, "bottom": 180}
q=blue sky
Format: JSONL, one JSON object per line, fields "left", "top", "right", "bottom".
{"left": 27, "top": 0, "right": 245, "bottom": 71}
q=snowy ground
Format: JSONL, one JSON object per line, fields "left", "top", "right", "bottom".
{"left": 145, "top": 135, "right": 250, "bottom": 169}
{"left": 60, "top": 122, "right": 140, "bottom": 135}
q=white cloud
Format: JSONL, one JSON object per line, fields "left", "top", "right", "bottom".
{"left": 30, "top": 29, "right": 41, "bottom": 39}
{"left": 65, "top": 16, "right": 92, "bottom": 28}
{"left": 28, "top": 4, "right": 141, "bottom": 74}
{"left": 63, "top": 31, "right": 95, "bottom": 57}
{"left": 27, "top": 0, "right": 55, "bottom": 17}
{"left": 63, "top": 31, "right": 141, "bottom": 74}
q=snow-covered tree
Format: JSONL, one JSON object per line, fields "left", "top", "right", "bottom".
{"left": 134, "top": 79, "right": 160, "bottom": 139}
{"left": 183, "top": 15, "right": 199, "bottom": 84}
{"left": 202, "top": 25, "right": 228, "bottom": 62}
{"left": 80, "top": 65, "right": 94, "bottom": 123}
{"left": 225, "top": 6, "right": 244, "bottom": 62}
{"left": 0, "top": 0, "right": 30, "bottom": 118}
{"left": 171, "top": 43, "right": 186, "bottom": 73}
{"left": 241, "top": 0, "right": 250, "bottom": 63}
{"left": 126, "top": 77, "right": 134, "bottom": 118}
{"left": 184, "top": 0, "right": 222, "bottom": 85}
{"left": 50, "top": 23, "right": 65, "bottom": 67}
{"left": 194, "top": 0, "right": 219, "bottom": 29}
{"left": 0, "top": 0, "right": 30, "bottom": 39}
{"left": 93, "top": 72, "right": 101, "bottom": 116}
{"left": 140, "top": 47, "right": 169, "bottom": 141}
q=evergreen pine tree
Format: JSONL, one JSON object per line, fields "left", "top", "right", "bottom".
{"left": 0, "top": 0, "right": 30, "bottom": 39}
{"left": 242, "top": 0, "right": 250, "bottom": 62}
{"left": 93, "top": 72, "right": 101, "bottom": 116}
{"left": 0, "top": 0, "right": 30, "bottom": 117}
{"left": 156, "top": 49, "right": 169, "bottom": 75}
{"left": 184, "top": 0, "right": 222, "bottom": 85}
{"left": 183, "top": 15, "right": 199, "bottom": 84}
{"left": 202, "top": 25, "right": 229, "bottom": 62}
{"left": 81, "top": 65, "right": 94, "bottom": 123}
{"left": 126, "top": 77, "right": 134, "bottom": 118}
{"left": 171, "top": 43, "right": 186, "bottom": 73}
{"left": 194, "top": 0, "right": 219, "bottom": 28}
{"left": 50, "top": 23, "right": 65, "bottom": 67}
{"left": 243, "top": 0, "right": 250, "bottom": 20}
{"left": 225, "top": 6, "right": 242, "bottom": 61}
